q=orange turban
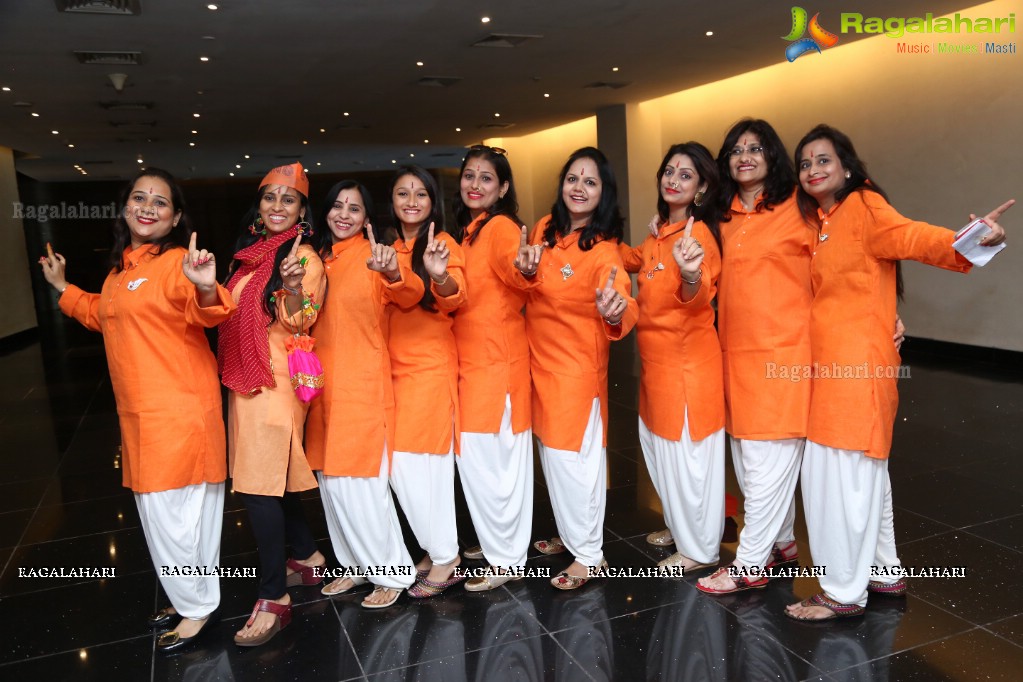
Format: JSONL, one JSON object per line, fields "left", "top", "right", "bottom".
{"left": 259, "top": 162, "right": 308, "bottom": 198}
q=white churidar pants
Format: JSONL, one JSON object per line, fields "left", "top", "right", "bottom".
{"left": 639, "top": 413, "right": 725, "bottom": 565}
{"left": 318, "top": 451, "right": 415, "bottom": 589}
{"left": 800, "top": 440, "right": 887, "bottom": 606}
{"left": 730, "top": 436, "right": 803, "bottom": 570}
{"left": 390, "top": 445, "right": 460, "bottom": 566}
{"left": 538, "top": 398, "right": 606, "bottom": 568}
{"left": 134, "top": 481, "right": 224, "bottom": 620}
{"left": 458, "top": 394, "right": 534, "bottom": 569}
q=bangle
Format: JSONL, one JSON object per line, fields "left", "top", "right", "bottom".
{"left": 520, "top": 268, "right": 537, "bottom": 277}
{"left": 431, "top": 272, "right": 450, "bottom": 286}
{"left": 681, "top": 270, "right": 702, "bottom": 286}
{"left": 59, "top": 284, "right": 69, "bottom": 294}
{"left": 282, "top": 284, "right": 301, "bottom": 296}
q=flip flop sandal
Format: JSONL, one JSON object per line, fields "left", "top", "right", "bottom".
{"left": 321, "top": 575, "right": 368, "bottom": 596}
{"left": 234, "top": 600, "right": 292, "bottom": 647}
{"left": 766, "top": 541, "right": 799, "bottom": 572}
{"left": 285, "top": 558, "right": 325, "bottom": 587}
{"left": 533, "top": 537, "right": 567, "bottom": 555}
{"left": 696, "top": 566, "right": 769, "bottom": 594}
{"left": 362, "top": 586, "right": 401, "bottom": 609}
{"left": 785, "top": 592, "right": 865, "bottom": 622}
{"left": 868, "top": 578, "right": 907, "bottom": 596}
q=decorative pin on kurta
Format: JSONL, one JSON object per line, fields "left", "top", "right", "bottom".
{"left": 560, "top": 263, "right": 574, "bottom": 280}
{"left": 646, "top": 262, "right": 665, "bottom": 279}
{"left": 819, "top": 233, "right": 829, "bottom": 242}
{"left": 127, "top": 278, "right": 148, "bottom": 291}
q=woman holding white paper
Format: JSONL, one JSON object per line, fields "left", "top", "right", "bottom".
{"left": 785, "top": 124, "right": 1010, "bottom": 622}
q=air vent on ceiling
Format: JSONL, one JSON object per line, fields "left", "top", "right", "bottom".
{"left": 584, "top": 81, "right": 630, "bottom": 90}
{"left": 416, "top": 76, "right": 462, "bottom": 88}
{"left": 74, "top": 50, "right": 143, "bottom": 65}
{"left": 56, "top": 0, "right": 140, "bottom": 15}
{"left": 479, "top": 123, "right": 514, "bottom": 130}
{"left": 471, "top": 34, "right": 542, "bottom": 48}
{"left": 99, "top": 101, "right": 152, "bottom": 111}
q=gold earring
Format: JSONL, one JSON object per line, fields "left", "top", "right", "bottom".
{"left": 693, "top": 191, "right": 705, "bottom": 207}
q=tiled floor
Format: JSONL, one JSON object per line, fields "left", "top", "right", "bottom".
{"left": 2, "top": 310, "right": 1022, "bottom": 681}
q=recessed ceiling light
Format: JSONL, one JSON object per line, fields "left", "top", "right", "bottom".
{"left": 68, "top": 143, "right": 74, "bottom": 148}
{"left": 189, "top": 142, "right": 195, "bottom": 147}
{"left": 137, "top": 159, "right": 143, "bottom": 164}
{"left": 455, "top": 127, "right": 461, "bottom": 132}
{"left": 544, "top": 93, "right": 550, "bottom": 98}
{"left": 229, "top": 172, "right": 234, "bottom": 177}
{"left": 410, "top": 153, "right": 415, "bottom": 158}
{"left": 494, "top": 112, "right": 500, "bottom": 117}
{"left": 31, "top": 112, "right": 39, "bottom": 117}
{"left": 319, "top": 128, "right": 325, "bottom": 133}
{"left": 202, "top": 35, "right": 215, "bottom": 40}
{"left": 416, "top": 61, "right": 424, "bottom": 66}
{"left": 200, "top": 56, "right": 209, "bottom": 62}
{"left": 706, "top": 31, "right": 714, "bottom": 36}
{"left": 316, "top": 162, "right": 321, "bottom": 166}
{"left": 244, "top": 154, "right": 250, "bottom": 159}
{"left": 207, "top": 4, "right": 218, "bottom": 10}
{"left": 343, "top": 112, "right": 350, "bottom": 117}
{"left": 1, "top": 87, "right": 10, "bottom": 92}
{"left": 302, "top": 140, "right": 308, "bottom": 145}
{"left": 191, "top": 130, "right": 198, "bottom": 134}
{"left": 391, "top": 159, "right": 396, "bottom": 164}
{"left": 193, "top": 113, "right": 200, "bottom": 118}
{"left": 51, "top": 130, "right": 59, "bottom": 134}
{"left": 235, "top": 164, "right": 241, "bottom": 168}
{"left": 612, "top": 66, "right": 619, "bottom": 72}
{"left": 481, "top": 16, "right": 490, "bottom": 23}
{"left": 424, "top": 139, "right": 429, "bottom": 143}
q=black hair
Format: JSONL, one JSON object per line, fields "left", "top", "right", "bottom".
{"left": 452, "top": 146, "right": 521, "bottom": 244}
{"left": 109, "top": 167, "right": 192, "bottom": 271}
{"left": 655, "top": 141, "right": 721, "bottom": 247}
{"left": 542, "top": 146, "right": 623, "bottom": 251}
{"left": 793, "top": 123, "right": 903, "bottom": 299}
{"left": 226, "top": 183, "right": 314, "bottom": 323}
{"left": 312, "top": 180, "right": 380, "bottom": 259}
{"left": 717, "top": 118, "right": 795, "bottom": 223}
{"left": 388, "top": 165, "right": 445, "bottom": 311}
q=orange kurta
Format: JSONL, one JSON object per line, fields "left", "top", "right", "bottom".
{"left": 59, "top": 245, "right": 235, "bottom": 493}
{"left": 227, "top": 243, "right": 325, "bottom": 496}
{"left": 305, "top": 236, "right": 424, "bottom": 476}
{"left": 452, "top": 213, "right": 537, "bottom": 435}
{"left": 388, "top": 231, "right": 467, "bottom": 454}
{"left": 527, "top": 217, "right": 638, "bottom": 452}
{"left": 718, "top": 194, "right": 816, "bottom": 440}
{"left": 807, "top": 190, "right": 971, "bottom": 459}
{"left": 620, "top": 220, "right": 725, "bottom": 442}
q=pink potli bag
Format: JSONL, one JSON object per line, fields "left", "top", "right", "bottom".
{"left": 286, "top": 333, "right": 324, "bottom": 403}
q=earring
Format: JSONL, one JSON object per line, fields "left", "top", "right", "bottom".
{"left": 248, "top": 215, "right": 266, "bottom": 236}
{"left": 845, "top": 171, "right": 851, "bottom": 179}
{"left": 295, "top": 221, "right": 313, "bottom": 237}
{"left": 693, "top": 191, "right": 705, "bottom": 207}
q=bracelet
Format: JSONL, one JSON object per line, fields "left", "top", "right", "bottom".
{"left": 282, "top": 284, "right": 301, "bottom": 296}
{"left": 520, "top": 267, "right": 537, "bottom": 277}
{"left": 681, "top": 270, "right": 702, "bottom": 286}
{"left": 59, "top": 284, "right": 69, "bottom": 294}
{"left": 431, "top": 272, "right": 450, "bottom": 286}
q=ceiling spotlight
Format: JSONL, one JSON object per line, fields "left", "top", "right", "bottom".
{"left": 229, "top": 172, "right": 234, "bottom": 177}
{"left": 543, "top": 93, "right": 550, "bottom": 98}
{"left": 189, "top": 142, "right": 195, "bottom": 147}
{"left": 410, "top": 153, "right": 415, "bottom": 158}
{"left": 193, "top": 113, "right": 200, "bottom": 118}
{"left": 51, "top": 130, "right": 59, "bottom": 134}
{"left": 1, "top": 87, "right": 10, "bottom": 92}
{"left": 319, "top": 128, "right": 325, "bottom": 133}
{"left": 200, "top": 56, "right": 209, "bottom": 62}
{"left": 423, "top": 139, "right": 429, "bottom": 143}
{"left": 302, "top": 140, "right": 308, "bottom": 145}
{"left": 235, "top": 164, "right": 241, "bottom": 168}
{"left": 391, "top": 159, "right": 396, "bottom": 164}
{"left": 494, "top": 112, "right": 500, "bottom": 117}
{"left": 68, "top": 143, "right": 74, "bottom": 148}
{"left": 455, "top": 127, "right": 461, "bottom": 132}
{"left": 316, "top": 162, "right": 321, "bottom": 166}
{"left": 481, "top": 16, "right": 490, "bottom": 23}
{"left": 31, "top": 112, "right": 40, "bottom": 117}
{"left": 244, "top": 154, "right": 250, "bottom": 159}
{"left": 343, "top": 112, "right": 350, "bottom": 117}
{"left": 191, "top": 130, "right": 198, "bottom": 134}
{"left": 706, "top": 31, "right": 714, "bottom": 36}
{"left": 612, "top": 66, "right": 619, "bottom": 72}
{"left": 137, "top": 159, "right": 143, "bottom": 164}
{"left": 207, "top": 4, "right": 218, "bottom": 9}
{"left": 416, "top": 61, "right": 424, "bottom": 66}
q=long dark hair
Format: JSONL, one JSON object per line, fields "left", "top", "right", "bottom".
{"left": 543, "top": 146, "right": 623, "bottom": 251}
{"left": 717, "top": 118, "right": 795, "bottom": 222}
{"left": 794, "top": 123, "right": 903, "bottom": 299}
{"left": 226, "top": 185, "right": 314, "bottom": 323}
{"left": 388, "top": 165, "right": 445, "bottom": 311}
{"left": 655, "top": 142, "right": 721, "bottom": 247}
{"left": 452, "top": 146, "right": 521, "bottom": 244}
{"left": 312, "top": 180, "right": 380, "bottom": 259}
{"left": 109, "top": 167, "right": 192, "bottom": 271}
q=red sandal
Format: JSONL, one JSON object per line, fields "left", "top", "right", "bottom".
{"left": 785, "top": 593, "right": 865, "bottom": 622}
{"left": 696, "top": 566, "right": 769, "bottom": 594}
{"left": 234, "top": 599, "right": 292, "bottom": 647}
{"left": 285, "top": 558, "right": 325, "bottom": 587}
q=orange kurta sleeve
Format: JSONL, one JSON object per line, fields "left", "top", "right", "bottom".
{"left": 430, "top": 232, "right": 468, "bottom": 313}
{"left": 717, "top": 194, "right": 815, "bottom": 440}
{"left": 807, "top": 190, "right": 972, "bottom": 459}
{"left": 453, "top": 214, "right": 535, "bottom": 435}
{"left": 59, "top": 284, "right": 102, "bottom": 332}
{"left": 618, "top": 241, "right": 643, "bottom": 274}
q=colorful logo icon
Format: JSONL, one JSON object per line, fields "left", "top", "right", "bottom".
{"left": 783, "top": 7, "right": 839, "bottom": 61}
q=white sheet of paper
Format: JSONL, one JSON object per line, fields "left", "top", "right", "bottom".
{"left": 953, "top": 218, "right": 1006, "bottom": 267}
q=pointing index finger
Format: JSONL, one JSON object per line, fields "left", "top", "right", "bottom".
{"left": 985, "top": 199, "right": 1016, "bottom": 223}
{"left": 520, "top": 225, "right": 528, "bottom": 247}
{"left": 605, "top": 265, "right": 618, "bottom": 291}
{"left": 427, "top": 221, "right": 435, "bottom": 243}
{"left": 188, "top": 232, "right": 197, "bottom": 252}
{"left": 290, "top": 234, "right": 302, "bottom": 256}
{"left": 683, "top": 216, "right": 694, "bottom": 240}
{"left": 366, "top": 224, "right": 378, "bottom": 248}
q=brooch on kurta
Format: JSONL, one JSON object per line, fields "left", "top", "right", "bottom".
{"left": 646, "top": 262, "right": 665, "bottom": 279}
{"left": 819, "top": 233, "right": 830, "bottom": 242}
{"left": 127, "top": 278, "right": 148, "bottom": 291}
{"left": 560, "top": 263, "right": 574, "bottom": 280}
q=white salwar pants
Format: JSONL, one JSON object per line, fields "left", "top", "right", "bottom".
{"left": 538, "top": 398, "right": 606, "bottom": 568}
{"left": 458, "top": 394, "right": 534, "bottom": 569}
{"left": 390, "top": 446, "right": 460, "bottom": 566}
{"left": 801, "top": 441, "right": 893, "bottom": 606}
{"left": 639, "top": 413, "right": 726, "bottom": 565}
{"left": 134, "top": 481, "right": 224, "bottom": 620}
{"left": 730, "top": 437, "right": 803, "bottom": 570}
{"left": 318, "top": 451, "right": 416, "bottom": 589}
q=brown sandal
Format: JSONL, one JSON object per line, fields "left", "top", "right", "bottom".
{"left": 533, "top": 537, "right": 567, "bottom": 555}
{"left": 234, "top": 599, "right": 292, "bottom": 647}
{"left": 551, "top": 560, "right": 607, "bottom": 591}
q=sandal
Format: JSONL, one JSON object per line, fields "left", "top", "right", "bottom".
{"left": 551, "top": 560, "right": 607, "bottom": 591}
{"left": 657, "top": 552, "right": 714, "bottom": 573}
{"left": 785, "top": 592, "right": 865, "bottom": 622}
{"left": 362, "top": 586, "right": 401, "bottom": 609}
{"left": 285, "top": 557, "right": 325, "bottom": 587}
{"left": 462, "top": 545, "right": 485, "bottom": 560}
{"left": 646, "top": 529, "right": 674, "bottom": 547}
{"left": 321, "top": 575, "right": 368, "bottom": 596}
{"left": 156, "top": 607, "right": 220, "bottom": 654}
{"left": 234, "top": 600, "right": 292, "bottom": 647}
{"left": 696, "top": 566, "right": 768, "bottom": 595}
{"left": 464, "top": 569, "right": 522, "bottom": 593}
{"left": 533, "top": 537, "right": 567, "bottom": 555}
{"left": 766, "top": 541, "right": 799, "bottom": 571}
{"left": 148, "top": 606, "right": 177, "bottom": 628}
{"left": 407, "top": 570, "right": 468, "bottom": 598}
{"left": 868, "top": 578, "right": 907, "bottom": 596}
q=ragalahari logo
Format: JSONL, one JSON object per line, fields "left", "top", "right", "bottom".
{"left": 783, "top": 7, "right": 840, "bottom": 61}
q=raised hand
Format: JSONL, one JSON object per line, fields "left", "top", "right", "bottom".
{"left": 672, "top": 217, "right": 704, "bottom": 282}
{"left": 971, "top": 198, "right": 1014, "bottom": 246}
{"left": 647, "top": 213, "right": 664, "bottom": 238}
{"left": 514, "top": 225, "right": 543, "bottom": 275}
{"left": 279, "top": 234, "right": 306, "bottom": 291}
{"left": 595, "top": 266, "right": 626, "bottom": 324}
{"left": 38, "top": 242, "right": 69, "bottom": 292}
{"left": 182, "top": 232, "right": 217, "bottom": 291}
{"left": 422, "top": 222, "right": 450, "bottom": 281}
{"left": 364, "top": 224, "right": 399, "bottom": 279}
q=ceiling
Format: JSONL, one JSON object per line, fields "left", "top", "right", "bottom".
{"left": 0, "top": 0, "right": 973, "bottom": 182}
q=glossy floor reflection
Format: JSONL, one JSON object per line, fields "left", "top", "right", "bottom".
{"left": 2, "top": 315, "right": 1022, "bottom": 681}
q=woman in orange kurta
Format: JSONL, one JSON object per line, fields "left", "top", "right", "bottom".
{"left": 618, "top": 142, "right": 726, "bottom": 572}
{"left": 451, "top": 146, "right": 538, "bottom": 591}
{"left": 786, "top": 125, "right": 1010, "bottom": 621}
{"left": 524, "top": 147, "right": 638, "bottom": 589}
{"left": 385, "top": 166, "right": 468, "bottom": 598}
{"left": 219, "top": 163, "right": 327, "bottom": 646}
{"left": 306, "top": 180, "right": 423, "bottom": 608}
{"left": 40, "top": 168, "right": 234, "bottom": 653}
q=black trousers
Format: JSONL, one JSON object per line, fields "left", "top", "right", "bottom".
{"left": 240, "top": 491, "right": 319, "bottom": 599}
